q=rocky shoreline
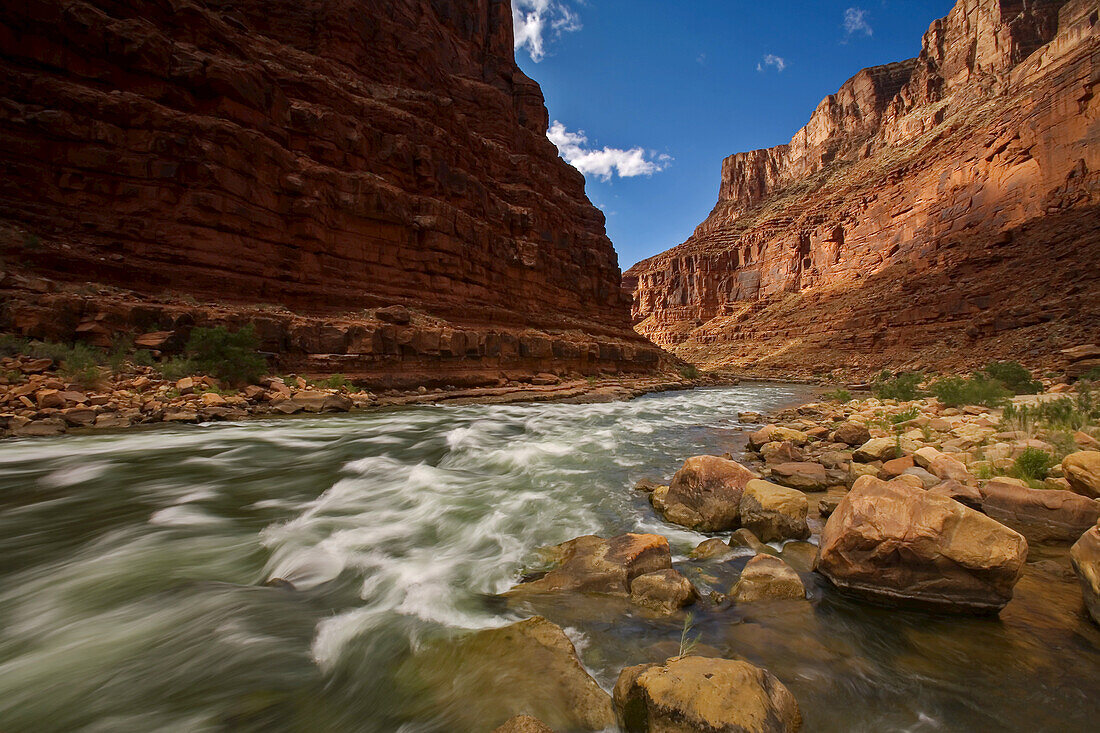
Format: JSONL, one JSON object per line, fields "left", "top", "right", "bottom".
{"left": 399, "top": 379, "right": 1100, "bottom": 732}
{"left": 0, "top": 348, "right": 724, "bottom": 439}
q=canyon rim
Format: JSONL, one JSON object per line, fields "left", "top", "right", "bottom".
{"left": 627, "top": 0, "right": 1100, "bottom": 379}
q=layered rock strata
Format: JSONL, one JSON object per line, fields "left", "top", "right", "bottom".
{"left": 626, "top": 0, "right": 1100, "bottom": 377}
{"left": 0, "top": 0, "right": 665, "bottom": 384}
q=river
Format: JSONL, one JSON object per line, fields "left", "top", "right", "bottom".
{"left": 1, "top": 384, "right": 1097, "bottom": 732}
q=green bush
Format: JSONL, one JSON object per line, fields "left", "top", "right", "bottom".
{"left": 677, "top": 364, "right": 700, "bottom": 380}
{"left": 0, "top": 335, "right": 30, "bottom": 357}
{"left": 1012, "top": 447, "right": 1055, "bottom": 482}
{"left": 981, "top": 361, "right": 1041, "bottom": 394}
{"left": 822, "top": 388, "right": 852, "bottom": 403}
{"left": 890, "top": 406, "right": 921, "bottom": 425}
{"left": 872, "top": 371, "right": 924, "bottom": 401}
{"left": 929, "top": 375, "right": 1011, "bottom": 408}
{"left": 314, "top": 374, "right": 351, "bottom": 390}
{"left": 182, "top": 324, "right": 266, "bottom": 385}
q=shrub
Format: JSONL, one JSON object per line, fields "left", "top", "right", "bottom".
{"left": 1012, "top": 448, "right": 1055, "bottom": 482}
{"left": 872, "top": 371, "right": 924, "bottom": 401}
{"left": 314, "top": 374, "right": 351, "bottom": 390}
{"left": 677, "top": 364, "right": 700, "bottom": 380}
{"left": 981, "top": 361, "right": 1041, "bottom": 394}
{"left": 822, "top": 388, "right": 852, "bottom": 403}
{"left": 180, "top": 325, "right": 266, "bottom": 385}
{"left": 890, "top": 406, "right": 920, "bottom": 425}
{"left": 929, "top": 375, "right": 1011, "bottom": 408}
{"left": 55, "top": 343, "right": 106, "bottom": 388}
{"left": 0, "top": 335, "right": 30, "bottom": 357}
{"left": 1082, "top": 366, "right": 1100, "bottom": 382}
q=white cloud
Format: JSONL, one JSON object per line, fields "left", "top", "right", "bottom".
{"left": 844, "top": 7, "right": 873, "bottom": 37}
{"left": 513, "top": 0, "right": 582, "bottom": 62}
{"left": 547, "top": 121, "right": 671, "bottom": 182}
{"left": 757, "top": 54, "right": 787, "bottom": 73}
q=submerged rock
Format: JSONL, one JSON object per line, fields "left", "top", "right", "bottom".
{"left": 730, "top": 555, "right": 806, "bottom": 602}
{"left": 1071, "top": 523, "right": 1100, "bottom": 626}
{"left": 630, "top": 569, "right": 699, "bottom": 613}
{"left": 739, "top": 479, "right": 810, "bottom": 542}
{"left": 509, "top": 533, "right": 672, "bottom": 597}
{"left": 690, "top": 538, "right": 735, "bottom": 561}
{"left": 613, "top": 656, "right": 801, "bottom": 732}
{"left": 491, "top": 715, "right": 554, "bottom": 733}
{"left": 728, "top": 528, "right": 778, "bottom": 557}
{"left": 401, "top": 616, "right": 615, "bottom": 732}
{"left": 816, "top": 476, "right": 1027, "bottom": 613}
{"left": 657, "top": 455, "right": 757, "bottom": 531}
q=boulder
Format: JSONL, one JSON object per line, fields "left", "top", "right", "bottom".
{"left": 376, "top": 305, "right": 412, "bottom": 324}
{"left": 630, "top": 569, "right": 698, "bottom": 613}
{"left": 510, "top": 534, "right": 671, "bottom": 596}
{"left": 914, "top": 447, "right": 975, "bottom": 485}
{"left": 927, "top": 479, "right": 983, "bottom": 510}
{"left": 1074, "top": 432, "right": 1100, "bottom": 450}
{"left": 402, "top": 617, "right": 614, "bottom": 731}
{"left": 978, "top": 477, "right": 1100, "bottom": 543}
{"left": 58, "top": 406, "right": 97, "bottom": 427}
{"left": 816, "top": 476, "right": 1027, "bottom": 613}
{"left": 819, "top": 495, "right": 841, "bottom": 518}
{"left": 760, "top": 441, "right": 805, "bottom": 465}
{"left": 1062, "top": 451, "right": 1100, "bottom": 499}
{"left": 879, "top": 455, "right": 915, "bottom": 478}
{"left": 901, "top": 466, "right": 939, "bottom": 489}
{"left": 728, "top": 528, "right": 778, "bottom": 557}
{"left": 768, "top": 462, "right": 830, "bottom": 491}
{"left": 729, "top": 555, "right": 806, "bottom": 602}
{"left": 491, "top": 716, "right": 554, "bottom": 733}
{"left": 13, "top": 417, "right": 66, "bottom": 437}
{"left": 831, "top": 421, "right": 871, "bottom": 446}
{"left": 852, "top": 438, "right": 899, "bottom": 463}
{"left": 690, "top": 538, "right": 734, "bottom": 561}
{"left": 748, "top": 425, "right": 810, "bottom": 450}
{"left": 613, "top": 656, "right": 801, "bottom": 733}
{"left": 34, "top": 388, "right": 65, "bottom": 408}
{"left": 1070, "top": 523, "right": 1100, "bottom": 625}
{"left": 658, "top": 456, "right": 757, "bottom": 531}
{"left": 739, "top": 479, "right": 809, "bottom": 542}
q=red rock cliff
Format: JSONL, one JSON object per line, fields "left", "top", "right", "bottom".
{"left": 627, "top": 0, "right": 1100, "bottom": 378}
{"left": 0, "top": 0, "right": 666, "bottom": 386}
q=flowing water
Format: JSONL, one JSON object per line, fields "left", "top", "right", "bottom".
{"left": 1, "top": 384, "right": 1097, "bottom": 732}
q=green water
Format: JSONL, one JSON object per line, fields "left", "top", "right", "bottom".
{"left": 1, "top": 385, "right": 1097, "bottom": 732}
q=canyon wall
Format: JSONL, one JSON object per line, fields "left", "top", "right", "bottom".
{"left": 626, "top": 0, "right": 1100, "bottom": 378}
{"left": 0, "top": 0, "right": 666, "bottom": 387}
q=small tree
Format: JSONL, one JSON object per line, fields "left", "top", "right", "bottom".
{"left": 184, "top": 324, "right": 266, "bottom": 385}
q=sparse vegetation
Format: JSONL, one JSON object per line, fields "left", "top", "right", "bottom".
{"left": 677, "top": 364, "right": 700, "bottom": 380}
{"left": 890, "top": 406, "right": 920, "bottom": 425}
{"left": 871, "top": 371, "right": 924, "bottom": 401}
{"left": 928, "top": 375, "right": 1011, "bottom": 408}
{"left": 821, "top": 388, "right": 852, "bottom": 403}
{"left": 181, "top": 324, "right": 266, "bottom": 385}
{"left": 312, "top": 374, "right": 351, "bottom": 390}
{"left": 678, "top": 611, "right": 700, "bottom": 657}
{"left": 1011, "top": 447, "right": 1055, "bottom": 482}
{"left": 981, "top": 360, "right": 1041, "bottom": 395}
{"left": 1001, "top": 387, "right": 1099, "bottom": 433}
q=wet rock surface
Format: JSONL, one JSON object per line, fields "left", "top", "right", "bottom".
{"left": 817, "top": 476, "right": 1028, "bottom": 613}
{"left": 401, "top": 617, "right": 615, "bottom": 732}
{"left": 613, "top": 656, "right": 802, "bottom": 733}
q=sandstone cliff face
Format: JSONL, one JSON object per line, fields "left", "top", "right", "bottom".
{"left": 0, "top": 0, "right": 664, "bottom": 386}
{"left": 627, "top": 0, "right": 1100, "bottom": 377}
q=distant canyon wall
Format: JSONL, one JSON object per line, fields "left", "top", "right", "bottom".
{"left": 0, "top": 0, "right": 666, "bottom": 385}
{"left": 626, "top": 0, "right": 1100, "bottom": 377}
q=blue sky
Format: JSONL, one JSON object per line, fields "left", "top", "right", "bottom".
{"left": 512, "top": 0, "right": 956, "bottom": 268}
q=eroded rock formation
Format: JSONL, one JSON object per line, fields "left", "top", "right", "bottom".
{"left": 626, "top": 0, "right": 1100, "bottom": 377}
{"left": 0, "top": 0, "right": 665, "bottom": 386}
